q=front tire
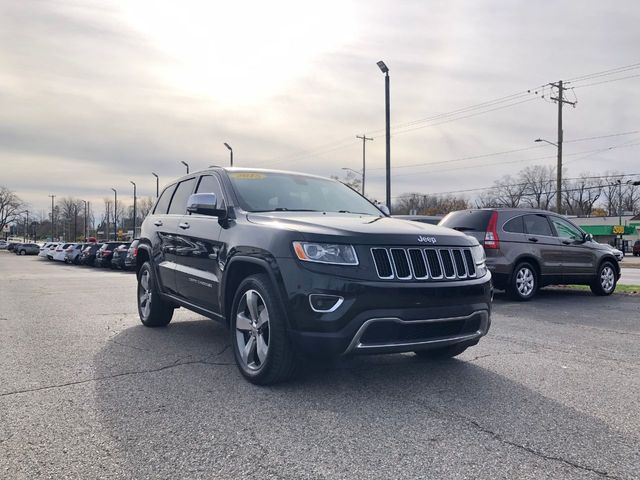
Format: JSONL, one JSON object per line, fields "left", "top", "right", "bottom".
{"left": 507, "top": 262, "right": 538, "bottom": 301}
{"left": 590, "top": 261, "right": 617, "bottom": 296}
{"left": 137, "top": 262, "right": 174, "bottom": 327}
{"left": 19, "top": 250, "right": 26, "bottom": 256}
{"left": 230, "top": 274, "right": 297, "bottom": 385}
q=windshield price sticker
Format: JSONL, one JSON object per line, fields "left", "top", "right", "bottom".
{"left": 230, "top": 172, "right": 266, "bottom": 180}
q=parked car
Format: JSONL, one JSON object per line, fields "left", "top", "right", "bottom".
{"left": 0, "top": 240, "right": 8, "bottom": 250}
{"left": 110, "top": 243, "right": 132, "bottom": 269}
{"left": 39, "top": 242, "right": 57, "bottom": 257}
{"left": 393, "top": 215, "right": 442, "bottom": 225}
{"left": 14, "top": 243, "right": 40, "bottom": 255}
{"left": 439, "top": 208, "right": 621, "bottom": 300}
{"left": 80, "top": 243, "right": 102, "bottom": 265}
{"left": 45, "top": 243, "right": 59, "bottom": 260}
{"left": 52, "top": 243, "right": 75, "bottom": 262}
{"left": 64, "top": 243, "right": 88, "bottom": 264}
{"left": 123, "top": 239, "right": 140, "bottom": 270}
{"left": 7, "top": 242, "right": 19, "bottom": 252}
{"left": 135, "top": 168, "right": 492, "bottom": 385}
{"left": 634, "top": 240, "right": 640, "bottom": 257}
{"left": 94, "top": 242, "right": 123, "bottom": 267}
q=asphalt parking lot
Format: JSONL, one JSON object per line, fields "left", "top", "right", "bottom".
{"left": 1, "top": 253, "right": 638, "bottom": 479}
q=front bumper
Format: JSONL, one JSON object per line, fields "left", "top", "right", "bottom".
{"left": 277, "top": 259, "right": 492, "bottom": 356}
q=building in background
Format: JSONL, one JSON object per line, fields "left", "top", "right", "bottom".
{"left": 576, "top": 215, "right": 639, "bottom": 252}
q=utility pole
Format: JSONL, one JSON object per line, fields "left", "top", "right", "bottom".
{"left": 48, "top": 194, "right": 55, "bottom": 240}
{"left": 130, "top": 181, "right": 137, "bottom": 239}
{"left": 356, "top": 135, "right": 373, "bottom": 196}
{"left": 111, "top": 188, "right": 118, "bottom": 240}
{"left": 550, "top": 80, "right": 576, "bottom": 214}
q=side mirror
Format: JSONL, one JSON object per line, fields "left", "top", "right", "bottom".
{"left": 378, "top": 204, "right": 390, "bottom": 216}
{"left": 583, "top": 232, "right": 593, "bottom": 242}
{"left": 186, "top": 193, "right": 226, "bottom": 217}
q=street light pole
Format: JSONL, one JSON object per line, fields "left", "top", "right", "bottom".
{"left": 181, "top": 161, "right": 189, "bottom": 174}
{"left": 81, "top": 200, "right": 88, "bottom": 240}
{"left": 224, "top": 142, "right": 233, "bottom": 167}
{"left": 111, "top": 188, "right": 117, "bottom": 241}
{"left": 48, "top": 194, "right": 56, "bottom": 241}
{"left": 356, "top": 135, "right": 373, "bottom": 196}
{"left": 377, "top": 60, "right": 391, "bottom": 210}
{"left": 130, "top": 181, "right": 137, "bottom": 239}
{"left": 152, "top": 172, "right": 159, "bottom": 197}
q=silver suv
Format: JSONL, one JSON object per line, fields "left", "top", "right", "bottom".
{"left": 440, "top": 208, "right": 621, "bottom": 300}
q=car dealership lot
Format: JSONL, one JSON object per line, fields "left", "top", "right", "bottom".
{"left": 1, "top": 253, "right": 638, "bottom": 479}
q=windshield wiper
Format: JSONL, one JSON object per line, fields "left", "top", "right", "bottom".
{"left": 337, "top": 210, "right": 378, "bottom": 215}
{"left": 451, "top": 226, "right": 476, "bottom": 231}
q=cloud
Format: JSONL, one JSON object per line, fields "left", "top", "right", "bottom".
{"left": 1, "top": 0, "right": 639, "bottom": 213}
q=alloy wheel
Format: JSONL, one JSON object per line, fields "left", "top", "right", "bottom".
{"left": 235, "top": 289, "right": 270, "bottom": 371}
{"left": 138, "top": 269, "right": 152, "bottom": 318}
{"left": 600, "top": 265, "right": 615, "bottom": 292}
{"left": 516, "top": 267, "right": 535, "bottom": 297}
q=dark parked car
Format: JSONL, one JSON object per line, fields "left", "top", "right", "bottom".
{"left": 110, "top": 243, "right": 132, "bottom": 269}
{"left": 14, "top": 243, "right": 40, "bottom": 255}
{"left": 124, "top": 239, "right": 139, "bottom": 270}
{"left": 135, "top": 168, "right": 492, "bottom": 385}
{"left": 80, "top": 243, "right": 102, "bottom": 265}
{"left": 94, "top": 242, "right": 123, "bottom": 267}
{"left": 634, "top": 240, "right": 640, "bottom": 257}
{"left": 439, "top": 208, "right": 621, "bottom": 300}
{"left": 7, "top": 242, "right": 19, "bottom": 252}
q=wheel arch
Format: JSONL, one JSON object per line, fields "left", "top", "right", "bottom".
{"left": 221, "top": 255, "right": 287, "bottom": 327}
{"left": 597, "top": 255, "right": 620, "bottom": 277}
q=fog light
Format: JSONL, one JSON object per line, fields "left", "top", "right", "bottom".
{"left": 309, "top": 294, "right": 344, "bottom": 313}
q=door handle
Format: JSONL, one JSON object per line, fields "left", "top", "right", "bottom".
{"left": 528, "top": 237, "right": 539, "bottom": 242}
{"left": 562, "top": 240, "right": 572, "bottom": 245}
{"left": 178, "top": 222, "right": 190, "bottom": 230}
{"left": 153, "top": 220, "right": 163, "bottom": 227}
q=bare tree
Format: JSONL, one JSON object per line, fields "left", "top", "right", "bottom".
{"left": 331, "top": 171, "right": 362, "bottom": 194}
{"left": 562, "top": 174, "right": 603, "bottom": 216}
{"left": 0, "top": 186, "right": 26, "bottom": 234}
{"left": 394, "top": 193, "right": 468, "bottom": 215}
{"left": 520, "top": 165, "right": 556, "bottom": 210}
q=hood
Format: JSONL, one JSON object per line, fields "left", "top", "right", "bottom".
{"left": 246, "top": 212, "right": 477, "bottom": 246}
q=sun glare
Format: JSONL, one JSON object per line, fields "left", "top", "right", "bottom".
{"left": 117, "top": 0, "right": 357, "bottom": 105}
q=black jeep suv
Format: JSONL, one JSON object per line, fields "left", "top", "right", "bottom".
{"left": 136, "top": 168, "right": 492, "bottom": 384}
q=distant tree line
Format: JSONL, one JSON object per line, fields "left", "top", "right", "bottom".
{"left": 392, "top": 165, "right": 640, "bottom": 217}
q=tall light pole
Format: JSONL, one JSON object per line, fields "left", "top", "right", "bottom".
{"left": 111, "top": 188, "right": 117, "bottom": 241}
{"left": 48, "top": 194, "right": 55, "bottom": 240}
{"left": 130, "top": 181, "right": 137, "bottom": 239}
{"left": 356, "top": 135, "right": 373, "bottom": 197}
{"left": 224, "top": 142, "right": 233, "bottom": 167}
{"left": 152, "top": 172, "right": 159, "bottom": 197}
{"left": 341, "top": 167, "right": 364, "bottom": 195}
{"left": 377, "top": 60, "right": 391, "bottom": 209}
{"left": 181, "top": 161, "right": 189, "bottom": 174}
{"left": 534, "top": 138, "right": 559, "bottom": 210}
{"left": 81, "top": 200, "right": 88, "bottom": 240}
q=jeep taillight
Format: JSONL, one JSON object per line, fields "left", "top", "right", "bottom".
{"left": 133, "top": 248, "right": 138, "bottom": 257}
{"left": 484, "top": 211, "right": 500, "bottom": 249}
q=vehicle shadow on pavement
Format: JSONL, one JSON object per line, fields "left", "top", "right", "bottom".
{"left": 91, "top": 318, "right": 638, "bottom": 479}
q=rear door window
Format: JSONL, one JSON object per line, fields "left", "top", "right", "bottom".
{"left": 523, "top": 214, "right": 553, "bottom": 236}
{"left": 168, "top": 178, "right": 197, "bottom": 215}
{"left": 503, "top": 216, "right": 524, "bottom": 233}
{"left": 439, "top": 210, "right": 493, "bottom": 232}
{"left": 154, "top": 185, "right": 176, "bottom": 214}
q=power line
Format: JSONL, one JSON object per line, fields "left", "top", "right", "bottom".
{"left": 566, "top": 62, "right": 640, "bottom": 83}
{"left": 572, "top": 73, "right": 640, "bottom": 89}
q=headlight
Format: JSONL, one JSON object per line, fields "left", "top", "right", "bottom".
{"left": 292, "top": 242, "right": 358, "bottom": 265}
{"left": 470, "top": 244, "right": 488, "bottom": 277}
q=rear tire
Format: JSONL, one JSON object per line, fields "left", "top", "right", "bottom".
{"left": 137, "top": 262, "right": 174, "bottom": 327}
{"left": 590, "top": 261, "right": 617, "bottom": 296}
{"left": 230, "top": 274, "right": 297, "bottom": 385}
{"left": 414, "top": 343, "right": 469, "bottom": 359}
{"left": 19, "top": 250, "right": 26, "bottom": 256}
{"left": 507, "top": 262, "right": 538, "bottom": 301}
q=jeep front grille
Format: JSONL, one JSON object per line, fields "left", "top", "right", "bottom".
{"left": 370, "top": 247, "right": 477, "bottom": 281}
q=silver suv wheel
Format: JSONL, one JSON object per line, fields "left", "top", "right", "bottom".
{"left": 600, "top": 265, "right": 615, "bottom": 293}
{"left": 235, "top": 289, "right": 270, "bottom": 371}
{"left": 516, "top": 266, "right": 535, "bottom": 297}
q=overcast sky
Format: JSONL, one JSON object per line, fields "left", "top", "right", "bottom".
{"left": 2, "top": 0, "right": 640, "bottom": 217}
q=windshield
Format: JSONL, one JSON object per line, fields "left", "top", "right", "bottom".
{"left": 227, "top": 171, "right": 383, "bottom": 216}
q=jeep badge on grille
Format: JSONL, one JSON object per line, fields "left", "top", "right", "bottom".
{"left": 417, "top": 236, "right": 437, "bottom": 244}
